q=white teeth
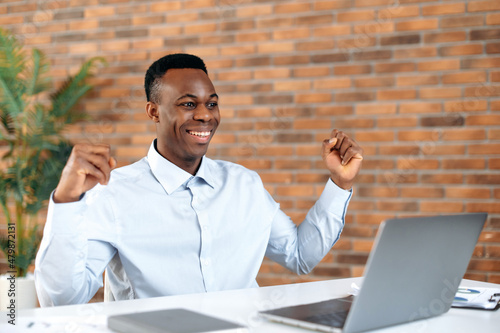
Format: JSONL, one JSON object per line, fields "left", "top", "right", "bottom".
{"left": 189, "top": 131, "right": 210, "bottom": 137}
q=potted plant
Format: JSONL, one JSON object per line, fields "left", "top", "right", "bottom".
{"left": 0, "top": 27, "right": 105, "bottom": 309}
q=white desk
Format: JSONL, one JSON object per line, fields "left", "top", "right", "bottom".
{"left": 5, "top": 277, "right": 500, "bottom": 332}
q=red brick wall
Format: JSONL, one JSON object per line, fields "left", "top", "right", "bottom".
{"left": 1, "top": 0, "right": 499, "bottom": 294}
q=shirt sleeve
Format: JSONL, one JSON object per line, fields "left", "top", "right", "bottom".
{"left": 265, "top": 179, "right": 352, "bottom": 275}
{"left": 34, "top": 190, "right": 117, "bottom": 306}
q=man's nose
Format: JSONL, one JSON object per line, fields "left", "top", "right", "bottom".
{"left": 193, "top": 105, "right": 212, "bottom": 121}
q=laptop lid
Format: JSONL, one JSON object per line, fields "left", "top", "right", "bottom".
{"left": 343, "top": 213, "right": 486, "bottom": 333}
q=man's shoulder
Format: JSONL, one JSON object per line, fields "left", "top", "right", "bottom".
{"left": 109, "top": 157, "right": 150, "bottom": 184}
{"left": 204, "top": 157, "right": 262, "bottom": 184}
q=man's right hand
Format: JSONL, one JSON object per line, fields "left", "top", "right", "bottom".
{"left": 53, "top": 143, "right": 116, "bottom": 203}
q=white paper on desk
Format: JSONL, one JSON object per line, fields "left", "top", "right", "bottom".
{"left": 452, "top": 287, "right": 500, "bottom": 310}
{"left": 0, "top": 315, "right": 109, "bottom": 332}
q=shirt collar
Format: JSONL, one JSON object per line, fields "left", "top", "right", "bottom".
{"left": 146, "top": 140, "right": 215, "bottom": 195}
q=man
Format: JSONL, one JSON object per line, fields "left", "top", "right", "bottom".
{"left": 35, "top": 53, "right": 363, "bottom": 306}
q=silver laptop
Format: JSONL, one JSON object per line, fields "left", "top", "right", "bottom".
{"left": 260, "top": 213, "right": 487, "bottom": 333}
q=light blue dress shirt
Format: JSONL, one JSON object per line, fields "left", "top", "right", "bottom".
{"left": 35, "top": 141, "right": 352, "bottom": 306}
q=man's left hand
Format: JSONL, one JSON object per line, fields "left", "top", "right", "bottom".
{"left": 322, "top": 129, "right": 363, "bottom": 191}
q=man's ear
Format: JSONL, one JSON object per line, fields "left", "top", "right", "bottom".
{"left": 145, "top": 101, "right": 160, "bottom": 123}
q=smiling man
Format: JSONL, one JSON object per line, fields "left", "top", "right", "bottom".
{"left": 35, "top": 54, "right": 363, "bottom": 306}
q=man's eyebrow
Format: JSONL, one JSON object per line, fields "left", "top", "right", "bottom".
{"left": 176, "top": 93, "right": 219, "bottom": 101}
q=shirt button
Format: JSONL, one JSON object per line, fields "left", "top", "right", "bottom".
{"left": 202, "top": 258, "right": 211, "bottom": 266}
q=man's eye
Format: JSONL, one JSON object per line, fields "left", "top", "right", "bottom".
{"left": 207, "top": 102, "right": 218, "bottom": 109}
{"left": 182, "top": 102, "right": 195, "bottom": 108}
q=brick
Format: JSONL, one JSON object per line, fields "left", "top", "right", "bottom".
{"left": 467, "top": 174, "right": 500, "bottom": 184}
{"left": 469, "top": 143, "right": 500, "bottom": 155}
{"left": 236, "top": 4, "right": 272, "bottom": 17}
{"left": 378, "top": 144, "right": 419, "bottom": 156}
{"left": 297, "top": 40, "right": 335, "bottom": 51}
{"left": 466, "top": 115, "right": 500, "bottom": 126}
{"left": 493, "top": 100, "right": 500, "bottom": 109}
{"left": 400, "top": 187, "right": 443, "bottom": 198}
{"left": 378, "top": 5, "right": 419, "bottom": 19}
{"left": 394, "top": 46, "right": 437, "bottom": 59}
{"left": 0, "top": 15, "right": 23, "bottom": 24}
{"left": 116, "top": 29, "right": 147, "bottom": 38}
{"left": 275, "top": 2, "right": 310, "bottom": 13}
{"left": 487, "top": 13, "right": 500, "bottom": 25}
{"left": 150, "top": 26, "right": 183, "bottom": 37}
{"left": 377, "top": 89, "right": 416, "bottom": 100}
{"left": 421, "top": 174, "right": 463, "bottom": 184}
{"left": 421, "top": 114, "right": 464, "bottom": 127}
{"left": 463, "top": 57, "right": 500, "bottom": 69}
{"left": 314, "top": 0, "right": 352, "bottom": 10}
{"left": 235, "top": 32, "right": 271, "bottom": 43}
{"left": 396, "top": 19, "right": 438, "bottom": 31}
{"left": 337, "top": 36, "right": 376, "bottom": 50}
{"left": 254, "top": 95, "right": 293, "bottom": 105}
{"left": 446, "top": 188, "right": 491, "bottom": 199}
{"left": 487, "top": 43, "right": 500, "bottom": 54}
{"left": 85, "top": 6, "right": 114, "bottom": 17}
{"left": 311, "top": 53, "right": 349, "bottom": 63}
{"left": 356, "top": 103, "right": 396, "bottom": 115}
{"left": 424, "top": 31, "right": 466, "bottom": 43}
{"left": 256, "top": 17, "right": 294, "bottom": 29}
{"left": 69, "top": 42, "right": 98, "bottom": 54}
{"left": 313, "top": 78, "right": 351, "bottom": 89}
{"left": 400, "top": 102, "right": 441, "bottom": 114}
{"left": 354, "top": 76, "right": 394, "bottom": 88}
{"left": 274, "top": 55, "right": 310, "bottom": 65}
{"left": 216, "top": 70, "right": 252, "bottom": 81}
{"left": 445, "top": 100, "right": 488, "bottom": 112}
{"left": 334, "top": 118, "right": 375, "bottom": 129}
{"left": 442, "top": 159, "right": 486, "bottom": 169}
{"left": 354, "top": 21, "right": 395, "bottom": 35}
{"left": 293, "top": 66, "right": 330, "bottom": 77}
{"left": 254, "top": 68, "right": 290, "bottom": 79}
{"left": 235, "top": 56, "right": 271, "bottom": 68}
{"left": 398, "top": 130, "right": 439, "bottom": 141}
{"left": 296, "top": 144, "right": 320, "bottom": 156}
{"left": 378, "top": 116, "right": 418, "bottom": 128}
{"left": 375, "top": 62, "right": 415, "bottom": 73}
{"left": 441, "top": 15, "right": 484, "bottom": 28}
{"left": 352, "top": 50, "right": 392, "bottom": 61}
{"left": 381, "top": 34, "right": 420, "bottom": 46}
{"left": 464, "top": 84, "right": 500, "bottom": 99}
{"left": 257, "top": 41, "right": 294, "bottom": 53}
{"left": 183, "top": 23, "right": 217, "bottom": 34}
{"left": 334, "top": 64, "right": 371, "bottom": 75}
{"left": 336, "top": 91, "right": 375, "bottom": 102}
{"left": 316, "top": 106, "right": 353, "bottom": 116}
{"left": 275, "top": 158, "right": 312, "bottom": 168}
{"left": 199, "top": 35, "right": 234, "bottom": 45}
{"left": 313, "top": 25, "right": 351, "bottom": 37}
{"left": 440, "top": 44, "right": 483, "bottom": 56}
{"left": 468, "top": 1, "right": 500, "bottom": 12}
{"left": 358, "top": 187, "right": 398, "bottom": 198}
{"left": 273, "top": 27, "right": 310, "bottom": 40}
{"left": 260, "top": 172, "right": 293, "bottom": 182}
{"left": 443, "top": 71, "right": 487, "bottom": 84}
{"left": 422, "top": 3, "right": 465, "bottom": 15}
{"left": 150, "top": 1, "right": 181, "bottom": 11}
{"left": 296, "top": 14, "right": 334, "bottom": 26}
{"left": 471, "top": 29, "right": 500, "bottom": 41}
{"left": 420, "top": 87, "right": 461, "bottom": 99}
{"left": 418, "top": 59, "right": 460, "bottom": 71}
{"left": 296, "top": 93, "right": 331, "bottom": 104}
{"left": 220, "top": 45, "right": 255, "bottom": 56}
{"left": 185, "top": 0, "right": 215, "bottom": 9}
{"left": 421, "top": 201, "right": 463, "bottom": 213}
{"left": 337, "top": 10, "right": 375, "bottom": 22}
{"left": 397, "top": 75, "right": 439, "bottom": 86}
{"left": 167, "top": 12, "right": 199, "bottom": 23}
{"left": 467, "top": 203, "right": 500, "bottom": 214}
{"left": 490, "top": 130, "right": 500, "bottom": 140}
{"left": 356, "top": 131, "right": 394, "bottom": 142}
{"left": 293, "top": 119, "right": 332, "bottom": 130}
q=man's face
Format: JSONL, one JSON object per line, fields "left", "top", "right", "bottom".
{"left": 151, "top": 68, "right": 220, "bottom": 170}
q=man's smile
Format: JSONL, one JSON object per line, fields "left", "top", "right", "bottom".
{"left": 186, "top": 129, "right": 213, "bottom": 143}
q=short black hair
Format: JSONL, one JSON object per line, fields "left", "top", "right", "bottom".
{"left": 144, "top": 53, "right": 208, "bottom": 104}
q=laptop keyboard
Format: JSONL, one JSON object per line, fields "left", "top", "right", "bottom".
{"left": 304, "top": 310, "right": 350, "bottom": 328}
